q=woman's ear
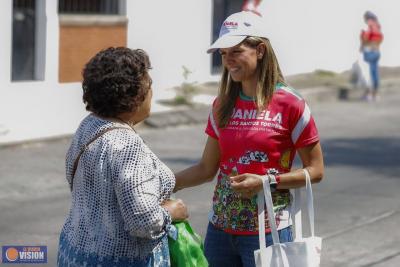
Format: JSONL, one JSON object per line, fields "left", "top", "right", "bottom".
{"left": 256, "top": 43, "right": 266, "bottom": 60}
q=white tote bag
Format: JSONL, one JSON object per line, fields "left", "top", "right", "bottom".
{"left": 351, "top": 53, "right": 372, "bottom": 89}
{"left": 254, "top": 169, "right": 322, "bottom": 267}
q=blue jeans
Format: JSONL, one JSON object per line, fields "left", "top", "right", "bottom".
{"left": 363, "top": 50, "right": 381, "bottom": 91}
{"left": 204, "top": 223, "right": 293, "bottom": 267}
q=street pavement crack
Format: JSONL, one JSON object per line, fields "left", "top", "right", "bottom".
{"left": 322, "top": 209, "right": 400, "bottom": 240}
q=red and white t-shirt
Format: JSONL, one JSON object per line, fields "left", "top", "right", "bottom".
{"left": 205, "top": 83, "right": 319, "bottom": 235}
{"left": 361, "top": 19, "right": 383, "bottom": 43}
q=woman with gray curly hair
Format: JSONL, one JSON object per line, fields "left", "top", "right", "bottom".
{"left": 57, "top": 47, "right": 188, "bottom": 267}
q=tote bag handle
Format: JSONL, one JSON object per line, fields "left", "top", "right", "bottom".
{"left": 257, "top": 177, "right": 280, "bottom": 248}
{"left": 257, "top": 168, "right": 315, "bottom": 248}
{"left": 292, "top": 168, "right": 315, "bottom": 240}
{"left": 257, "top": 176, "right": 288, "bottom": 266}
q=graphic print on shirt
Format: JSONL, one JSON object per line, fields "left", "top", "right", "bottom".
{"left": 280, "top": 149, "right": 291, "bottom": 169}
{"left": 238, "top": 150, "right": 268, "bottom": 164}
{"left": 227, "top": 107, "right": 284, "bottom": 132}
{"left": 211, "top": 151, "right": 291, "bottom": 233}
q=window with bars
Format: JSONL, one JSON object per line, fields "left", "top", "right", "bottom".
{"left": 58, "top": 0, "right": 123, "bottom": 15}
{"left": 14, "top": 0, "right": 35, "bottom": 9}
{"left": 12, "top": 0, "right": 46, "bottom": 81}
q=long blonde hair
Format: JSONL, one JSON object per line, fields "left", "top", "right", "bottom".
{"left": 216, "top": 37, "right": 285, "bottom": 128}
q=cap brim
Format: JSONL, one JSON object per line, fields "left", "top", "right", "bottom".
{"left": 207, "top": 35, "right": 247, "bottom": 53}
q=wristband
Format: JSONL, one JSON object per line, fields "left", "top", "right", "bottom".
{"left": 275, "top": 174, "right": 281, "bottom": 184}
{"left": 268, "top": 174, "right": 278, "bottom": 192}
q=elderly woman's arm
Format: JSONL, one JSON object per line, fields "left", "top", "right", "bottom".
{"left": 174, "top": 136, "right": 220, "bottom": 192}
{"left": 112, "top": 134, "right": 187, "bottom": 240}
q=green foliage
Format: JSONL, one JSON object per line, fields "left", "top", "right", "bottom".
{"left": 173, "top": 95, "right": 191, "bottom": 105}
{"left": 157, "top": 66, "right": 200, "bottom": 106}
{"left": 174, "top": 66, "right": 199, "bottom": 106}
{"left": 182, "top": 65, "right": 192, "bottom": 81}
{"left": 314, "top": 69, "right": 337, "bottom": 77}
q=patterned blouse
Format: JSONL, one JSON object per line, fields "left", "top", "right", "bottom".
{"left": 57, "top": 114, "right": 175, "bottom": 266}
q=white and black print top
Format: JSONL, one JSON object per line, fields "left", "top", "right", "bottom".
{"left": 58, "top": 114, "right": 175, "bottom": 265}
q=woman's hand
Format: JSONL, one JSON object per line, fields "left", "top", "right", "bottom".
{"left": 162, "top": 199, "right": 189, "bottom": 222}
{"left": 230, "top": 173, "right": 264, "bottom": 198}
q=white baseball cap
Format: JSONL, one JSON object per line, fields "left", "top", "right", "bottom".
{"left": 207, "top": 11, "right": 268, "bottom": 53}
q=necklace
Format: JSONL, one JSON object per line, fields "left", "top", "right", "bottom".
{"left": 115, "top": 116, "right": 148, "bottom": 144}
{"left": 116, "top": 117, "right": 136, "bottom": 132}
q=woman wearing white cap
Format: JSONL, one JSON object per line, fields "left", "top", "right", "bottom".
{"left": 174, "top": 11, "right": 324, "bottom": 267}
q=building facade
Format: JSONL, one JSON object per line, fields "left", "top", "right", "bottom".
{"left": 0, "top": 0, "right": 240, "bottom": 144}
{"left": 1, "top": 0, "right": 398, "bottom": 144}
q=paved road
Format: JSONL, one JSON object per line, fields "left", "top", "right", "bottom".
{"left": 1, "top": 91, "right": 400, "bottom": 266}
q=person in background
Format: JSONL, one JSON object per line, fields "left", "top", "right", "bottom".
{"left": 174, "top": 11, "right": 324, "bottom": 267}
{"left": 360, "top": 10, "right": 383, "bottom": 101}
{"left": 57, "top": 47, "right": 188, "bottom": 267}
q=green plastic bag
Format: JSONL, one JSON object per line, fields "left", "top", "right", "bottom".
{"left": 168, "top": 221, "right": 208, "bottom": 267}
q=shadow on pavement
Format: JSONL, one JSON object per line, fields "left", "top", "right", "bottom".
{"left": 321, "top": 137, "right": 400, "bottom": 177}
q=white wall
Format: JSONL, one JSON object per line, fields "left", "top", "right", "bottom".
{"left": 258, "top": 0, "right": 400, "bottom": 75}
{"left": 0, "top": 82, "right": 86, "bottom": 144}
{"left": 0, "top": 0, "right": 215, "bottom": 144}
{"left": 0, "top": 1, "right": 12, "bottom": 138}
{"left": 0, "top": 0, "right": 87, "bottom": 145}
{"left": 127, "top": 0, "right": 215, "bottom": 96}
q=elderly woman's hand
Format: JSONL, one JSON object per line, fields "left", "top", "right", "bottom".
{"left": 230, "top": 173, "right": 264, "bottom": 198}
{"left": 162, "top": 199, "right": 189, "bottom": 222}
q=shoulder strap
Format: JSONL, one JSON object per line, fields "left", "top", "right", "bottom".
{"left": 70, "top": 126, "right": 129, "bottom": 191}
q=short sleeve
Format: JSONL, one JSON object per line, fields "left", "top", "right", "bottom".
{"left": 205, "top": 98, "right": 220, "bottom": 140}
{"left": 289, "top": 99, "right": 319, "bottom": 149}
{"left": 112, "top": 132, "right": 171, "bottom": 240}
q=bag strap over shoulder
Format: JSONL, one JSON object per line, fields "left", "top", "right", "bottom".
{"left": 70, "top": 126, "right": 129, "bottom": 191}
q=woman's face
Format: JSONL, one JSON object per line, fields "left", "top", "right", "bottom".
{"left": 220, "top": 43, "right": 262, "bottom": 83}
